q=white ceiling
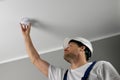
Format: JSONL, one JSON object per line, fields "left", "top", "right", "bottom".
{"left": 0, "top": 0, "right": 120, "bottom": 64}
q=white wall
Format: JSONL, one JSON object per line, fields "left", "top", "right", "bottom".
{"left": 116, "top": 0, "right": 120, "bottom": 26}
{"left": 118, "top": 0, "right": 120, "bottom": 26}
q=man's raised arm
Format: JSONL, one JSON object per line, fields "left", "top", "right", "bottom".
{"left": 20, "top": 23, "right": 49, "bottom": 77}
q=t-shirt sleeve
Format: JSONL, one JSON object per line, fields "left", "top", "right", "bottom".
{"left": 48, "top": 65, "right": 65, "bottom": 80}
{"left": 98, "top": 61, "right": 120, "bottom": 80}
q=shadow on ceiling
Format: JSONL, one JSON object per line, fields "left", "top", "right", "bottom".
{"left": 30, "top": 19, "right": 73, "bottom": 38}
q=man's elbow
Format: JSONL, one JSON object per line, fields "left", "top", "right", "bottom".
{"left": 31, "top": 56, "right": 40, "bottom": 64}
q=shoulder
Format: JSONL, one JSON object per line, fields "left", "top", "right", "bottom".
{"left": 93, "top": 60, "right": 118, "bottom": 73}
{"left": 48, "top": 65, "right": 66, "bottom": 80}
{"left": 93, "top": 61, "right": 120, "bottom": 79}
{"left": 96, "top": 60, "right": 111, "bottom": 65}
{"left": 96, "top": 60, "right": 113, "bottom": 67}
{"left": 49, "top": 65, "right": 66, "bottom": 76}
{"left": 49, "top": 65, "right": 66, "bottom": 73}
{"left": 92, "top": 61, "right": 113, "bottom": 71}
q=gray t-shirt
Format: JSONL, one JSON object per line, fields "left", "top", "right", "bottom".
{"left": 48, "top": 61, "right": 120, "bottom": 80}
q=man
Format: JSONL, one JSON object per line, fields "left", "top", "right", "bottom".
{"left": 20, "top": 23, "right": 120, "bottom": 80}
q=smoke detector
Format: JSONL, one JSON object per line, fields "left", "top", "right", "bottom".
{"left": 20, "top": 17, "right": 31, "bottom": 25}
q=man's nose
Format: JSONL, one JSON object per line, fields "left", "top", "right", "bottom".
{"left": 64, "top": 46, "right": 69, "bottom": 51}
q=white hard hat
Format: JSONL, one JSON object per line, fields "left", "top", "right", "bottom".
{"left": 63, "top": 37, "right": 93, "bottom": 54}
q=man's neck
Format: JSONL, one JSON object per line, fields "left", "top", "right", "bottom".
{"left": 70, "top": 59, "right": 88, "bottom": 69}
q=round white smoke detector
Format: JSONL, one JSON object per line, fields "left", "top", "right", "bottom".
{"left": 20, "top": 17, "right": 30, "bottom": 25}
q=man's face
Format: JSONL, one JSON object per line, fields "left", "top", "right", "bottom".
{"left": 64, "top": 42, "right": 80, "bottom": 63}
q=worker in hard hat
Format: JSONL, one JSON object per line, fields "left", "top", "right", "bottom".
{"left": 20, "top": 23, "right": 120, "bottom": 80}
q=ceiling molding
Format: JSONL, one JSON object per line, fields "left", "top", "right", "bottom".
{"left": 0, "top": 47, "right": 62, "bottom": 64}
{"left": 0, "top": 32, "right": 120, "bottom": 64}
{"left": 91, "top": 32, "right": 120, "bottom": 42}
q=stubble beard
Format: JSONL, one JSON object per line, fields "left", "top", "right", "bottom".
{"left": 64, "top": 53, "right": 77, "bottom": 63}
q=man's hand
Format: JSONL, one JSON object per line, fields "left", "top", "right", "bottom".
{"left": 20, "top": 23, "right": 31, "bottom": 39}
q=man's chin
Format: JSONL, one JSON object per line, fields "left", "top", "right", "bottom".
{"left": 64, "top": 57, "right": 71, "bottom": 63}
{"left": 64, "top": 53, "right": 77, "bottom": 62}
{"left": 64, "top": 54, "right": 72, "bottom": 63}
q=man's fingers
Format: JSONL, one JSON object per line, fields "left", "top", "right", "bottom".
{"left": 28, "top": 23, "right": 31, "bottom": 31}
{"left": 20, "top": 23, "right": 24, "bottom": 31}
{"left": 20, "top": 23, "right": 26, "bottom": 31}
{"left": 20, "top": 23, "right": 32, "bottom": 33}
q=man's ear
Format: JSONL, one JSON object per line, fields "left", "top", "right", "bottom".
{"left": 79, "top": 46, "right": 86, "bottom": 51}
